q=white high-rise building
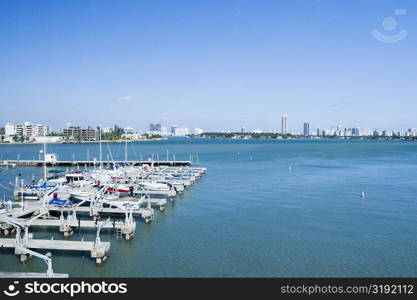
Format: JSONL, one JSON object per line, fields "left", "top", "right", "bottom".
{"left": 4, "top": 122, "right": 50, "bottom": 137}
{"left": 173, "top": 127, "right": 189, "bottom": 136}
{"left": 5, "top": 123, "right": 16, "bottom": 136}
{"left": 195, "top": 128, "right": 203, "bottom": 135}
{"left": 281, "top": 114, "right": 288, "bottom": 135}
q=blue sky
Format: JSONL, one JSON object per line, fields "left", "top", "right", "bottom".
{"left": 0, "top": 0, "right": 416, "bottom": 132}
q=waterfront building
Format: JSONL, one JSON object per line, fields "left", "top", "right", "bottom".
{"left": 195, "top": 128, "right": 203, "bottom": 135}
{"left": 281, "top": 114, "right": 288, "bottom": 135}
{"left": 5, "top": 123, "right": 15, "bottom": 136}
{"left": 351, "top": 127, "right": 360, "bottom": 136}
{"left": 63, "top": 126, "right": 98, "bottom": 141}
{"left": 122, "top": 133, "right": 142, "bottom": 140}
{"left": 173, "top": 127, "right": 189, "bottom": 136}
{"left": 171, "top": 125, "right": 178, "bottom": 135}
{"left": 303, "top": 122, "right": 310, "bottom": 136}
{"left": 382, "top": 130, "right": 393, "bottom": 137}
{"left": 4, "top": 122, "right": 50, "bottom": 138}
{"left": 102, "top": 127, "right": 113, "bottom": 134}
{"left": 268, "top": 128, "right": 277, "bottom": 134}
{"left": 124, "top": 127, "right": 136, "bottom": 134}
{"left": 252, "top": 129, "right": 263, "bottom": 134}
{"left": 361, "top": 128, "right": 372, "bottom": 136}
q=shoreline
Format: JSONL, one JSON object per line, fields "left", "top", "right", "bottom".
{"left": 0, "top": 138, "right": 167, "bottom": 145}
{"left": 0, "top": 136, "right": 416, "bottom": 145}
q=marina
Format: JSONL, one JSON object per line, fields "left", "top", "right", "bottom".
{"left": 1, "top": 160, "right": 192, "bottom": 167}
{"left": 0, "top": 141, "right": 207, "bottom": 277}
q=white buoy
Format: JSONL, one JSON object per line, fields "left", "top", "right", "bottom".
{"left": 360, "top": 192, "right": 365, "bottom": 198}
{"left": 288, "top": 166, "right": 292, "bottom": 172}
{"left": 250, "top": 156, "right": 253, "bottom": 161}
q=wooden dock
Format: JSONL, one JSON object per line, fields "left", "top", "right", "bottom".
{"left": 2, "top": 159, "right": 191, "bottom": 167}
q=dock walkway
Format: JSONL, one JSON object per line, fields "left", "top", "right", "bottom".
{"left": 2, "top": 160, "right": 191, "bottom": 167}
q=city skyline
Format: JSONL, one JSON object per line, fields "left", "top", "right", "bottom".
{"left": 3, "top": 117, "right": 417, "bottom": 137}
{"left": 0, "top": 1, "right": 416, "bottom": 131}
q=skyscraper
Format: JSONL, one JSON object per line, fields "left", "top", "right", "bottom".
{"left": 149, "top": 123, "right": 162, "bottom": 132}
{"left": 281, "top": 114, "right": 288, "bottom": 135}
{"left": 303, "top": 122, "right": 310, "bottom": 136}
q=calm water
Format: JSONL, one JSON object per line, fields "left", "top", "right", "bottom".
{"left": 0, "top": 138, "right": 416, "bottom": 277}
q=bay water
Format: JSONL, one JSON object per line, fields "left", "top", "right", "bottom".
{"left": 0, "top": 139, "right": 416, "bottom": 277}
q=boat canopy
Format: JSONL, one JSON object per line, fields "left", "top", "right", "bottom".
{"left": 48, "top": 198, "right": 73, "bottom": 207}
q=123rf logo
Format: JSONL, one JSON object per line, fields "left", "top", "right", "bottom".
{"left": 3, "top": 281, "right": 20, "bottom": 297}
{"left": 3, "top": 281, "right": 128, "bottom": 297}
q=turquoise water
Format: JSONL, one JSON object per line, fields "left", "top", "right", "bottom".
{"left": 1, "top": 139, "right": 417, "bottom": 277}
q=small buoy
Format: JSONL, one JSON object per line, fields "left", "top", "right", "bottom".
{"left": 360, "top": 192, "right": 365, "bottom": 198}
{"left": 250, "top": 156, "right": 253, "bottom": 160}
{"left": 237, "top": 152, "right": 240, "bottom": 156}
{"left": 288, "top": 166, "right": 292, "bottom": 172}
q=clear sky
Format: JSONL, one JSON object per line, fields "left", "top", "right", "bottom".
{"left": 0, "top": 0, "right": 416, "bottom": 132}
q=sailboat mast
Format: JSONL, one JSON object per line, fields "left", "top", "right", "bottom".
{"left": 43, "top": 139, "right": 47, "bottom": 182}
{"left": 125, "top": 139, "right": 128, "bottom": 164}
{"left": 99, "top": 125, "right": 103, "bottom": 169}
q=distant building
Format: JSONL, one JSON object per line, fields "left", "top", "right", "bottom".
{"left": 352, "top": 127, "right": 360, "bottom": 136}
{"left": 63, "top": 126, "right": 98, "bottom": 141}
{"left": 4, "top": 122, "right": 50, "bottom": 138}
{"left": 281, "top": 114, "right": 288, "bottom": 135}
{"left": 382, "top": 130, "right": 393, "bottom": 137}
{"left": 268, "top": 128, "right": 277, "bottom": 134}
{"left": 160, "top": 127, "right": 168, "bottom": 135}
{"left": 149, "top": 123, "right": 162, "bottom": 133}
{"left": 101, "top": 127, "right": 113, "bottom": 134}
{"left": 5, "top": 123, "right": 15, "bottom": 136}
{"left": 252, "top": 129, "right": 263, "bottom": 134}
{"left": 171, "top": 125, "right": 178, "bottom": 135}
{"left": 362, "top": 128, "right": 372, "bottom": 136}
{"left": 303, "top": 122, "right": 310, "bottom": 136}
{"left": 195, "top": 128, "right": 203, "bottom": 135}
{"left": 172, "top": 126, "right": 189, "bottom": 136}
{"left": 124, "top": 127, "right": 136, "bottom": 134}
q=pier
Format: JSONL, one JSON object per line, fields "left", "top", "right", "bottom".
{"left": 0, "top": 157, "right": 206, "bottom": 276}
{"left": 47, "top": 205, "right": 153, "bottom": 223}
{"left": 1, "top": 159, "right": 192, "bottom": 167}
{"left": 0, "top": 238, "right": 110, "bottom": 264}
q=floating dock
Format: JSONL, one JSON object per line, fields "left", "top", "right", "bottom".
{"left": 1, "top": 160, "right": 192, "bottom": 167}
{"left": 0, "top": 238, "right": 110, "bottom": 263}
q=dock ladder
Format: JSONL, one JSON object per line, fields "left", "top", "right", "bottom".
{"left": 115, "top": 221, "right": 123, "bottom": 240}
